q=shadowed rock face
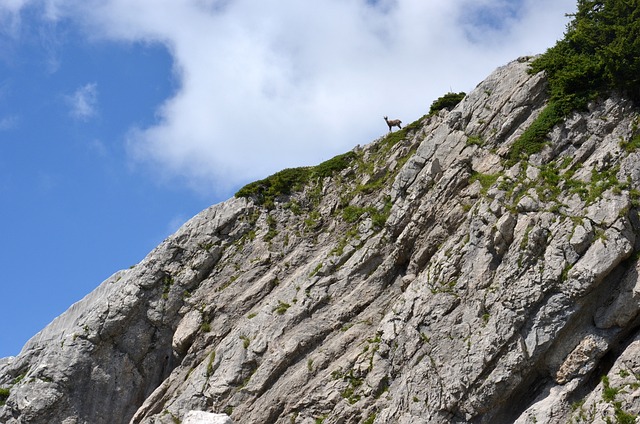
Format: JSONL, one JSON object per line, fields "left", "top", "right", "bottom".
{"left": 3, "top": 57, "right": 640, "bottom": 424}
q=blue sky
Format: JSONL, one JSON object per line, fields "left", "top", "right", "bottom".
{"left": 0, "top": 0, "right": 575, "bottom": 358}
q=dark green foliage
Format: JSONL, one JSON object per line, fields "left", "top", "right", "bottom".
{"left": 371, "top": 197, "right": 393, "bottom": 229}
{"left": 601, "top": 375, "right": 618, "bottom": 402}
{"left": 235, "top": 167, "right": 311, "bottom": 206}
{"left": 466, "top": 135, "right": 485, "bottom": 146}
{"left": 538, "top": 162, "right": 563, "bottom": 198}
{"left": 514, "top": 0, "right": 640, "bottom": 159}
{"left": 342, "top": 205, "right": 368, "bottom": 223}
{"left": 531, "top": 0, "right": 640, "bottom": 103}
{"left": 264, "top": 214, "right": 278, "bottom": 241}
{"left": 509, "top": 100, "right": 573, "bottom": 161}
{"left": 0, "top": 387, "right": 9, "bottom": 406}
{"left": 312, "top": 151, "right": 357, "bottom": 179}
{"left": 615, "top": 407, "right": 638, "bottom": 424}
{"left": 235, "top": 152, "right": 357, "bottom": 206}
{"left": 428, "top": 92, "right": 466, "bottom": 116}
{"left": 341, "top": 197, "right": 391, "bottom": 230}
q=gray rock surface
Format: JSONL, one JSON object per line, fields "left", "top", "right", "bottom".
{"left": 3, "top": 57, "right": 640, "bottom": 423}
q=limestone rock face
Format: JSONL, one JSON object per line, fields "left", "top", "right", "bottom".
{"left": 3, "top": 57, "right": 640, "bottom": 423}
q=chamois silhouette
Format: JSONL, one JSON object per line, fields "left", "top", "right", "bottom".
{"left": 384, "top": 116, "right": 402, "bottom": 132}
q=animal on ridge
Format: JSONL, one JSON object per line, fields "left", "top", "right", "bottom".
{"left": 384, "top": 116, "right": 402, "bottom": 132}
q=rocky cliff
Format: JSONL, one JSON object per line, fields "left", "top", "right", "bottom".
{"left": 3, "top": 57, "right": 640, "bottom": 424}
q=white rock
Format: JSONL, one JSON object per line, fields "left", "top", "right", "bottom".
{"left": 183, "top": 411, "right": 233, "bottom": 424}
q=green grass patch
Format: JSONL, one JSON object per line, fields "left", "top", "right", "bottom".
{"left": 235, "top": 152, "right": 357, "bottom": 206}
{"left": 585, "top": 165, "right": 625, "bottom": 204}
{"left": 341, "top": 198, "right": 392, "bottom": 230}
{"left": 620, "top": 133, "right": 640, "bottom": 152}
{"left": 371, "top": 197, "right": 393, "bottom": 229}
{"left": 602, "top": 376, "right": 618, "bottom": 402}
{"left": 466, "top": 134, "right": 485, "bottom": 146}
{"left": 162, "top": 275, "right": 174, "bottom": 300}
{"left": 331, "top": 227, "right": 359, "bottom": 256}
{"left": 235, "top": 167, "right": 311, "bottom": 207}
{"left": 470, "top": 171, "right": 501, "bottom": 194}
{"left": 614, "top": 405, "right": 637, "bottom": 424}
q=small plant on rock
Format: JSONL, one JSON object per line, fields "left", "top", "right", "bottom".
{"left": 273, "top": 300, "right": 291, "bottom": 315}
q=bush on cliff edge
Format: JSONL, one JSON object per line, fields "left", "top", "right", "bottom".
{"left": 511, "top": 0, "right": 640, "bottom": 160}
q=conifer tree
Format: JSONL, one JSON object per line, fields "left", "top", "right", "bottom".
{"left": 510, "top": 0, "right": 640, "bottom": 160}
{"left": 532, "top": 0, "right": 640, "bottom": 104}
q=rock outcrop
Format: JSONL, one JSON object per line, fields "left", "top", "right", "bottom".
{"left": 3, "top": 57, "right": 640, "bottom": 423}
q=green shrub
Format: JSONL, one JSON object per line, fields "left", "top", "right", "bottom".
{"left": 509, "top": 100, "right": 572, "bottom": 161}
{"left": 341, "top": 198, "right": 391, "bottom": 230}
{"left": 264, "top": 214, "right": 278, "bottom": 241}
{"left": 371, "top": 197, "right": 392, "bottom": 229}
{"left": 312, "top": 151, "right": 357, "bottom": 179}
{"left": 0, "top": 387, "right": 9, "bottom": 405}
{"left": 235, "top": 167, "right": 311, "bottom": 205}
{"left": 428, "top": 92, "right": 466, "bottom": 116}
{"left": 615, "top": 407, "right": 637, "bottom": 424}
{"left": 536, "top": 0, "right": 640, "bottom": 103}
{"left": 620, "top": 134, "right": 640, "bottom": 152}
{"left": 512, "top": 0, "right": 640, "bottom": 159}
{"left": 342, "top": 205, "right": 367, "bottom": 223}
{"left": 162, "top": 275, "right": 174, "bottom": 300}
{"left": 235, "top": 152, "right": 357, "bottom": 206}
{"left": 466, "top": 135, "right": 485, "bottom": 146}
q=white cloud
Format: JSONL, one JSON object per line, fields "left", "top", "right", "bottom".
{"left": 0, "top": 115, "right": 19, "bottom": 131}
{"left": 15, "top": 0, "right": 575, "bottom": 194}
{"left": 0, "top": 0, "right": 29, "bottom": 30}
{"left": 0, "top": 1, "right": 27, "bottom": 39}
{"left": 66, "top": 82, "right": 98, "bottom": 121}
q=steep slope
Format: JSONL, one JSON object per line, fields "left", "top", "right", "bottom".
{"left": 3, "top": 57, "right": 640, "bottom": 424}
